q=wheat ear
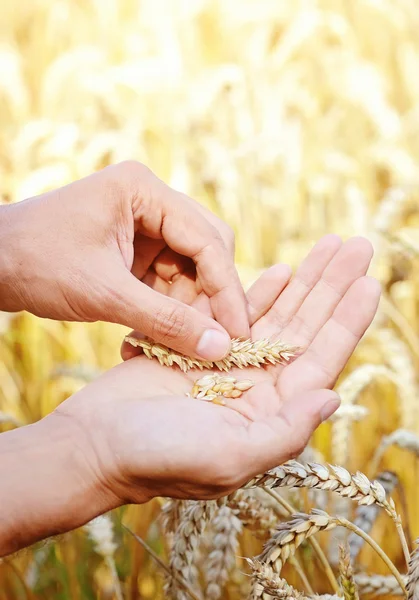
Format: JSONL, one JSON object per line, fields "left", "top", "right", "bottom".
{"left": 204, "top": 504, "right": 242, "bottom": 600}
{"left": 407, "top": 539, "right": 419, "bottom": 600}
{"left": 370, "top": 429, "right": 419, "bottom": 474}
{"left": 227, "top": 489, "right": 278, "bottom": 538}
{"left": 338, "top": 546, "right": 359, "bottom": 600}
{"left": 166, "top": 500, "right": 217, "bottom": 600}
{"left": 332, "top": 364, "right": 395, "bottom": 465}
{"left": 125, "top": 336, "right": 298, "bottom": 372}
{"left": 85, "top": 515, "right": 123, "bottom": 600}
{"left": 256, "top": 509, "right": 405, "bottom": 594}
{"left": 246, "top": 460, "right": 409, "bottom": 565}
{"left": 355, "top": 573, "right": 407, "bottom": 596}
{"left": 246, "top": 558, "right": 307, "bottom": 599}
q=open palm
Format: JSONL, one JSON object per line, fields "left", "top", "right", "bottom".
{"left": 62, "top": 236, "right": 380, "bottom": 504}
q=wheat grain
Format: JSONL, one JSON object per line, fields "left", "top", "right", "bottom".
{"left": 407, "top": 540, "right": 419, "bottom": 600}
{"left": 125, "top": 336, "right": 298, "bottom": 373}
{"left": 246, "top": 558, "right": 307, "bottom": 599}
{"left": 349, "top": 471, "right": 398, "bottom": 560}
{"left": 227, "top": 489, "right": 278, "bottom": 538}
{"left": 355, "top": 573, "right": 407, "bottom": 596}
{"left": 189, "top": 373, "right": 255, "bottom": 404}
{"left": 338, "top": 546, "right": 359, "bottom": 600}
{"left": 166, "top": 500, "right": 217, "bottom": 600}
{"left": 205, "top": 505, "right": 242, "bottom": 600}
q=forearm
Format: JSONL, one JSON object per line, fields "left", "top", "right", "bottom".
{"left": 0, "top": 413, "right": 119, "bottom": 556}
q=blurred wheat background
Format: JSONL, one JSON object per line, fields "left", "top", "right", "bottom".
{"left": 1, "top": 0, "right": 419, "bottom": 598}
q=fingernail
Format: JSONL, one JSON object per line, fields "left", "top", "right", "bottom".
{"left": 320, "top": 398, "right": 341, "bottom": 423}
{"left": 196, "top": 329, "right": 231, "bottom": 361}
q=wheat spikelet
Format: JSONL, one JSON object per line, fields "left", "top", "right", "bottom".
{"left": 338, "top": 546, "right": 359, "bottom": 600}
{"left": 257, "top": 509, "right": 337, "bottom": 575}
{"left": 407, "top": 540, "right": 419, "bottom": 600}
{"left": 161, "top": 499, "right": 187, "bottom": 549}
{"left": 166, "top": 500, "right": 217, "bottom": 600}
{"left": 245, "top": 461, "right": 399, "bottom": 523}
{"left": 355, "top": 573, "right": 407, "bottom": 596}
{"left": 227, "top": 489, "right": 278, "bottom": 538}
{"left": 204, "top": 505, "right": 242, "bottom": 600}
{"left": 349, "top": 472, "right": 398, "bottom": 560}
{"left": 125, "top": 335, "right": 298, "bottom": 373}
{"left": 246, "top": 558, "right": 307, "bottom": 599}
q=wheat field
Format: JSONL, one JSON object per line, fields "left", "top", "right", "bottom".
{"left": 1, "top": 0, "right": 419, "bottom": 598}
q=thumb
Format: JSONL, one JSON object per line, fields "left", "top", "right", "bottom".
{"left": 246, "top": 389, "right": 340, "bottom": 475}
{"left": 108, "top": 270, "right": 232, "bottom": 361}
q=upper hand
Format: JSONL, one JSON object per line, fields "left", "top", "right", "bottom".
{"left": 54, "top": 235, "right": 380, "bottom": 505}
{"left": 0, "top": 161, "right": 248, "bottom": 360}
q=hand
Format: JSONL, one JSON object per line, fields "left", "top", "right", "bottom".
{"left": 57, "top": 235, "right": 380, "bottom": 504}
{"left": 0, "top": 161, "right": 248, "bottom": 360}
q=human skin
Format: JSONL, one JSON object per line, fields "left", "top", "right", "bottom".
{"left": 0, "top": 233, "right": 380, "bottom": 556}
{"left": 0, "top": 161, "right": 250, "bottom": 361}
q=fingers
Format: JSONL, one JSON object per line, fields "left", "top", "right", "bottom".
{"left": 256, "top": 235, "right": 342, "bottom": 335}
{"left": 246, "top": 264, "right": 292, "bottom": 328}
{"left": 243, "top": 389, "right": 340, "bottom": 476}
{"left": 279, "top": 237, "right": 374, "bottom": 347}
{"left": 280, "top": 276, "right": 381, "bottom": 398}
{"left": 119, "top": 161, "right": 249, "bottom": 340}
{"left": 112, "top": 269, "right": 232, "bottom": 361}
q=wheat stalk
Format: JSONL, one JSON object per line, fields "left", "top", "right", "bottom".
{"left": 166, "top": 500, "right": 217, "bottom": 600}
{"left": 204, "top": 504, "right": 242, "bottom": 600}
{"left": 355, "top": 573, "right": 407, "bottom": 596}
{"left": 407, "top": 540, "right": 419, "bottom": 600}
{"left": 125, "top": 336, "right": 298, "bottom": 372}
{"left": 338, "top": 546, "right": 359, "bottom": 600}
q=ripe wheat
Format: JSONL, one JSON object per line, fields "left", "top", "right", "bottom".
{"left": 125, "top": 335, "right": 298, "bottom": 372}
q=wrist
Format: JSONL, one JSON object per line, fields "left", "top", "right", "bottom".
{"left": 0, "top": 410, "right": 120, "bottom": 556}
{"left": 0, "top": 203, "right": 27, "bottom": 313}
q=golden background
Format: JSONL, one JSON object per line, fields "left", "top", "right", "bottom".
{"left": 0, "top": 1, "right": 418, "bottom": 598}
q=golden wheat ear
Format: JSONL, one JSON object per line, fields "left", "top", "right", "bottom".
{"left": 124, "top": 335, "right": 300, "bottom": 372}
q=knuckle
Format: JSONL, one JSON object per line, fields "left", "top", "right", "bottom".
{"left": 151, "top": 303, "right": 191, "bottom": 343}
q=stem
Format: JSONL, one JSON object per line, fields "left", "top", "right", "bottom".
{"left": 290, "top": 556, "right": 314, "bottom": 595}
{"left": 2, "top": 558, "right": 36, "bottom": 600}
{"left": 122, "top": 525, "right": 202, "bottom": 600}
{"left": 337, "top": 517, "right": 406, "bottom": 596}
{"left": 105, "top": 556, "right": 124, "bottom": 600}
{"left": 395, "top": 520, "right": 411, "bottom": 568}
{"left": 263, "top": 488, "right": 340, "bottom": 594}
